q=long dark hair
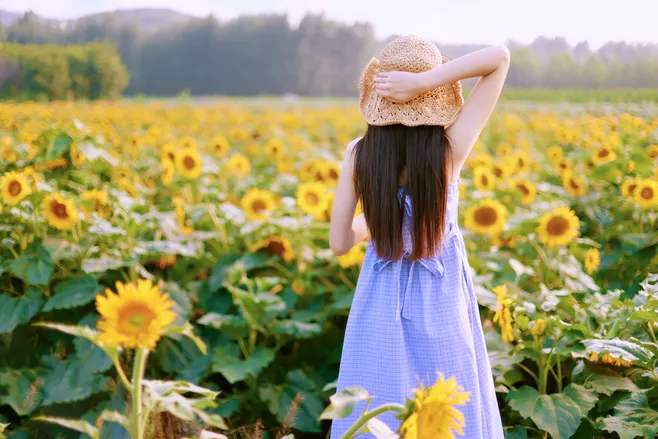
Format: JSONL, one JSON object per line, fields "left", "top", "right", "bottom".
{"left": 352, "top": 123, "right": 454, "bottom": 261}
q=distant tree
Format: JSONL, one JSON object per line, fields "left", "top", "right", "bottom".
{"left": 542, "top": 51, "right": 579, "bottom": 87}
{"left": 508, "top": 47, "right": 541, "bottom": 87}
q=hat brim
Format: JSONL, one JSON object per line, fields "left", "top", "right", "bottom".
{"left": 358, "top": 55, "right": 464, "bottom": 127}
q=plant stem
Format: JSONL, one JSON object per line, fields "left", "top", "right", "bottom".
{"left": 130, "top": 348, "right": 149, "bottom": 439}
{"left": 340, "top": 403, "right": 405, "bottom": 439}
{"left": 113, "top": 355, "right": 132, "bottom": 391}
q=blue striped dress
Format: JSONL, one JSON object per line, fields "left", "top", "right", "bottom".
{"left": 330, "top": 177, "right": 504, "bottom": 438}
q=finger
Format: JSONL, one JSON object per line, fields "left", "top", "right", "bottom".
{"left": 375, "top": 83, "right": 391, "bottom": 91}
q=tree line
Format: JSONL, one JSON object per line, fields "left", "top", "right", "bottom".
{"left": 0, "top": 41, "right": 128, "bottom": 99}
{"left": 1, "top": 10, "right": 658, "bottom": 98}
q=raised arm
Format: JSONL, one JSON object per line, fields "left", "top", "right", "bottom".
{"left": 329, "top": 136, "right": 369, "bottom": 256}
{"left": 374, "top": 45, "right": 510, "bottom": 163}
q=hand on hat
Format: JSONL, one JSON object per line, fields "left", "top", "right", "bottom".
{"left": 373, "top": 71, "right": 426, "bottom": 104}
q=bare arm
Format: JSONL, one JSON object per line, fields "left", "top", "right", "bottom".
{"left": 329, "top": 137, "right": 368, "bottom": 256}
{"left": 374, "top": 46, "right": 510, "bottom": 164}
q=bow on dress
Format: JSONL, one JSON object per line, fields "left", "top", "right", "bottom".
{"left": 372, "top": 187, "right": 459, "bottom": 322}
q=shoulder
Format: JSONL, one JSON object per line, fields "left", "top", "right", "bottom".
{"left": 346, "top": 136, "right": 363, "bottom": 154}
{"left": 342, "top": 136, "right": 363, "bottom": 163}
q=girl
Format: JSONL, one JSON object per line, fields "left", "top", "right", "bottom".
{"left": 328, "top": 35, "right": 510, "bottom": 438}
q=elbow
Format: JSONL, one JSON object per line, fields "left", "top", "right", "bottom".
{"left": 497, "top": 45, "right": 511, "bottom": 65}
{"left": 330, "top": 242, "right": 349, "bottom": 257}
{"left": 329, "top": 237, "right": 350, "bottom": 257}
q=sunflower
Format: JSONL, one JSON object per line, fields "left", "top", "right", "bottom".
{"left": 1, "top": 170, "right": 32, "bottom": 205}
{"left": 95, "top": 278, "right": 177, "bottom": 350}
{"left": 464, "top": 199, "right": 508, "bottom": 236}
{"left": 584, "top": 248, "right": 600, "bottom": 274}
{"left": 632, "top": 178, "right": 658, "bottom": 209}
{"left": 495, "top": 142, "right": 512, "bottom": 156}
{"left": 174, "top": 148, "right": 202, "bottom": 179}
{"left": 320, "top": 160, "right": 341, "bottom": 187}
{"left": 241, "top": 188, "right": 277, "bottom": 221}
{"left": 296, "top": 181, "right": 330, "bottom": 219}
{"left": 509, "top": 151, "right": 532, "bottom": 174}
{"left": 399, "top": 372, "right": 470, "bottom": 439}
{"left": 42, "top": 193, "right": 78, "bottom": 230}
{"left": 620, "top": 177, "right": 638, "bottom": 199}
{"left": 173, "top": 196, "right": 193, "bottom": 234}
{"left": 529, "top": 318, "right": 546, "bottom": 336}
{"left": 70, "top": 142, "right": 85, "bottom": 167}
{"left": 561, "top": 171, "right": 587, "bottom": 197}
{"left": 491, "top": 161, "right": 514, "bottom": 180}
{"left": 647, "top": 144, "right": 658, "bottom": 160}
{"left": 546, "top": 145, "right": 563, "bottom": 164}
{"left": 265, "top": 137, "right": 285, "bottom": 160}
{"left": 591, "top": 146, "right": 617, "bottom": 165}
{"left": 161, "top": 142, "right": 177, "bottom": 163}
{"left": 537, "top": 206, "right": 580, "bottom": 247}
{"left": 473, "top": 165, "right": 496, "bottom": 191}
{"left": 210, "top": 135, "right": 230, "bottom": 158}
{"left": 226, "top": 153, "right": 251, "bottom": 177}
{"left": 510, "top": 178, "right": 536, "bottom": 205}
{"left": 250, "top": 235, "right": 295, "bottom": 262}
{"left": 81, "top": 189, "right": 110, "bottom": 217}
{"left": 161, "top": 159, "right": 175, "bottom": 185}
{"left": 299, "top": 159, "right": 323, "bottom": 182}
{"left": 336, "top": 243, "right": 365, "bottom": 268}
{"left": 179, "top": 136, "right": 198, "bottom": 150}
{"left": 492, "top": 284, "right": 514, "bottom": 343}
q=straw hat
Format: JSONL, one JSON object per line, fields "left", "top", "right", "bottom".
{"left": 358, "top": 35, "right": 464, "bottom": 127}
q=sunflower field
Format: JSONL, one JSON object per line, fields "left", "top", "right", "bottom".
{"left": 0, "top": 99, "right": 657, "bottom": 438}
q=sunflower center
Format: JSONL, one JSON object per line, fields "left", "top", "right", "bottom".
{"left": 569, "top": 179, "right": 580, "bottom": 190}
{"left": 517, "top": 183, "right": 529, "bottom": 196}
{"left": 50, "top": 200, "right": 69, "bottom": 219}
{"left": 546, "top": 216, "right": 569, "bottom": 236}
{"left": 481, "top": 175, "right": 489, "bottom": 186}
{"left": 265, "top": 239, "right": 285, "bottom": 257}
{"left": 8, "top": 180, "right": 22, "bottom": 196}
{"left": 598, "top": 148, "right": 609, "bottom": 158}
{"left": 252, "top": 199, "right": 267, "bottom": 213}
{"left": 640, "top": 186, "right": 654, "bottom": 200}
{"left": 474, "top": 206, "right": 498, "bottom": 226}
{"left": 183, "top": 156, "right": 196, "bottom": 169}
{"left": 304, "top": 192, "right": 319, "bottom": 206}
{"left": 117, "top": 302, "right": 156, "bottom": 335}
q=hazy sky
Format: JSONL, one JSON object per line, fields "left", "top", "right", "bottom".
{"left": 3, "top": 0, "right": 657, "bottom": 49}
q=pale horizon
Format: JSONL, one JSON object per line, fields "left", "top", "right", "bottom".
{"left": 1, "top": 0, "right": 657, "bottom": 50}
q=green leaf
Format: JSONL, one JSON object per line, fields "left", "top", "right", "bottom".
{"left": 8, "top": 240, "right": 53, "bottom": 286}
{"left": 582, "top": 338, "right": 654, "bottom": 368}
{"left": 598, "top": 390, "right": 658, "bottom": 439}
{"left": 197, "top": 312, "right": 249, "bottom": 338}
{"left": 41, "top": 357, "right": 109, "bottom": 406}
{"left": 584, "top": 372, "right": 640, "bottom": 396}
{"left": 32, "top": 416, "right": 98, "bottom": 439}
{"left": 211, "top": 345, "right": 275, "bottom": 384}
{"left": 164, "top": 321, "right": 207, "bottom": 355}
{"left": 0, "top": 287, "right": 43, "bottom": 334}
{"left": 32, "top": 321, "right": 121, "bottom": 370}
{"left": 0, "top": 369, "right": 44, "bottom": 415}
{"left": 42, "top": 274, "right": 102, "bottom": 311}
{"left": 319, "top": 385, "right": 371, "bottom": 420}
{"left": 259, "top": 383, "right": 323, "bottom": 433}
{"left": 507, "top": 384, "right": 597, "bottom": 439}
{"left": 45, "top": 132, "right": 72, "bottom": 161}
{"left": 142, "top": 379, "right": 227, "bottom": 430}
{"left": 270, "top": 320, "right": 322, "bottom": 338}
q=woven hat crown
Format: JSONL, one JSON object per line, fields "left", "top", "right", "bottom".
{"left": 379, "top": 36, "right": 442, "bottom": 73}
{"left": 357, "top": 35, "right": 463, "bottom": 127}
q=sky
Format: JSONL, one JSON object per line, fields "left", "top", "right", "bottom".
{"left": 2, "top": 0, "right": 657, "bottom": 49}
